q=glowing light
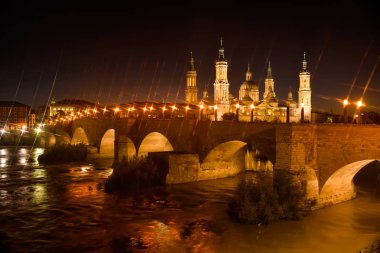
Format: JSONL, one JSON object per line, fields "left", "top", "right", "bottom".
{"left": 250, "top": 104, "right": 254, "bottom": 109}
{"left": 357, "top": 100, "right": 363, "bottom": 108}
{"left": 0, "top": 149, "right": 6, "bottom": 155}
{"left": 301, "top": 102, "right": 304, "bottom": 108}
{"left": 235, "top": 103, "right": 240, "bottom": 109}
{"left": 35, "top": 128, "right": 42, "bottom": 134}
{"left": 114, "top": 107, "right": 120, "bottom": 112}
{"left": 343, "top": 99, "right": 349, "bottom": 106}
{"left": 93, "top": 108, "right": 98, "bottom": 113}
{"left": 103, "top": 107, "right": 107, "bottom": 112}
{"left": 214, "top": 105, "right": 218, "bottom": 110}
{"left": 185, "top": 105, "right": 189, "bottom": 111}
{"left": 150, "top": 105, "right": 153, "bottom": 111}
{"left": 200, "top": 104, "right": 204, "bottom": 110}
{"left": 22, "top": 125, "right": 27, "bottom": 130}
{"left": 143, "top": 107, "right": 147, "bottom": 112}
{"left": 172, "top": 105, "right": 176, "bottom": 110}
{"left": 0, "top": 129, "right": 5, "bottom": 135}
{"left": 162, "top": 106, "right": 167, "bottom": 111}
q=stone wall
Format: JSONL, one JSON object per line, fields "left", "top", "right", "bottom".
{"left": 166, "top": 154, "right": 200, "bottom": 184}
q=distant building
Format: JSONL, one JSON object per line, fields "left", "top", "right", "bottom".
{"left": 49, "top": 99, "right": 95, "bottom": 118}
{"left": 186, "top": 38, "right": 312, "bottom": 122}
{"left": 0, "top": 101, "right": 30, "bottom": 130}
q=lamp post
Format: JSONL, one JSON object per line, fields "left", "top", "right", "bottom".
{"left": 162, "top": 106, "right": 167, "bottom": 119}
{"left": 114, "top": 107, "right": 120, "bottom": 119}
{"left": 300, "top": 103, "right": 304, "bottom": 123}
{"left": 357, "top": 100, "right": 363, "bottom": 124}
{"left": 143, "top": 107, "right": 147, "bottom": 119}
{"left": 199, "top": 104, "right": 204, "bottom": 120}
{"left": 250, "top": 104, "right": 254, "bottom": 123}
{"left": 185, "top": 105, "right": 189, "bottom": 120}
{"left": 214, "top": 104, "right": 218, "bottom": 121}
{"left": 343, "top": 99, "right": 348, "bottom": 124}
{"left": 235, "top": 103, "right": 240, "bottom": 121}
{"left": 171, "top": 105, "right": 176, "bottom": 118}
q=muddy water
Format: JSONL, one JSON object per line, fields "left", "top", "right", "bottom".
{"left": 0, "top": 147, "right": 379, "bottom": 253}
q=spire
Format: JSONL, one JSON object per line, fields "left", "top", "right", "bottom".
{"left": 218, "top": 37, "right": 225, "bottom": 61}
{"left": 288, "top": 86, "right": 293, "bottom": 100}
{"left": 266, "top": 61, "right": 272, "bottom": 79}
{"left": 302, "top": 52, "right": 308, "bottom": 71}
{"left": 246, "top": 63, "right": 252, "bottom": 81}
{"left": 188, "top": 50, "right": 195, "bottom": 71}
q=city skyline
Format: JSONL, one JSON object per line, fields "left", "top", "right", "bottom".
{"left": 0, "top": 1, "right": 379, "bottom": 114}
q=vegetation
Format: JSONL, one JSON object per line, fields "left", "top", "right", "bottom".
{"left": 228, "top": 171, "right": 314, "bottom": 225}
{"left": 0, "top": 131, "right": 36, "bottom": 146}
{"left": 38, "top": 144, "right": 87, "bottom": 163}
{"left": 104, "top": 156, "right": 168, "bottom": 193}
{"left": 222, "top": 112, "right": 236, "bottom": 121}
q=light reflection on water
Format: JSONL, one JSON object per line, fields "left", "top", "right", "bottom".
{"left": 0, "top": 147, "right": 379, "bottom": 253}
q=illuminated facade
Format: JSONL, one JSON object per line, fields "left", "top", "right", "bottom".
{"left": 213, "top": 38, "right": 230, "bottom": 119}
{"left": 184, "top": 51, "right": 198, "bottom": 104}
{"left": 184, "top": 40, "right": 312, "bottom": 122}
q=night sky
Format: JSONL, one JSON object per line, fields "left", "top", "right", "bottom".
{"left": 0, "top": 1, "right": 379, "bottom": 113}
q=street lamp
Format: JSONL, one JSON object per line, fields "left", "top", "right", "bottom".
{"left": 114, "top": 107, "right": 120, "bottom": 119}
{"left": 143, "top": 106, "right": 147, "bottom": 118}
{"left": 300, "top": 102, "right": 305, "bottom": 123}
{"left": 343, "top": 99, "right": 349, "bottom": 124}
{"left": 171, "top": 105, "right": 176, "bottom": 118}
{"left": 199, "top": 104, "right": 204, "bottom": 120}
{"left": 162, "top": 106, "right": 167, "bottom": 119}
{"left": 356, "top": 100, "right": 363, "bottom": 124}
{"left": 185, "top": 105, "right": 189, "bottom": 120}
{"left": 214, "top": 104, "right": 218, "bottom": 121}
{"left": 235, "top": 103, "right": 240, "bottom": 121}
{"left": 250, "top": 104, "right": 254, "bottom": 123}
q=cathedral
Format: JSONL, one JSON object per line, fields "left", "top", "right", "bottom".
{"left": 184, "top": 39, "right": 311, "bottom": 123}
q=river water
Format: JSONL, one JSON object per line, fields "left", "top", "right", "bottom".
{"left": 0, "top": 147, "right": 379, "bottom": 253}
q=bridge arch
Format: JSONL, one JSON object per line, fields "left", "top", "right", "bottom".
{"left": 71, "top": 127, "right": 89, "bottom": 145}
{"left": 99, "top": 129, "right": 115, "bottom": 157}
{"left": 55, "top": 129, "right": 71, "bottom": 145}
{"left": 199, "top": 140, "right": 272, "bottom": 180}
{"left": 138, "top": 132, "right": 174, "bottom": 157}
{"left": 319, "top": 159, "right": 380, "bottom": 205}
{"left": 38, "top": 132, "right": 56, "bottom": 148}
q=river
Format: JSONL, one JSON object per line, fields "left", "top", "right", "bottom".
{"left": 0, "top": 147, "right": 379, "bottom": 253}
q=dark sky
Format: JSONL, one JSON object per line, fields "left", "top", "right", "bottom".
{"left": 0, "top": 0, "right": 379, "bottom": 113}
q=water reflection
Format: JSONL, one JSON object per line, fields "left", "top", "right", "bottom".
{"left": 33, "top": 184, "right": 47, "bottom": 204}
{"left": 0, "top": 147, "right": 378, "bottom": 253}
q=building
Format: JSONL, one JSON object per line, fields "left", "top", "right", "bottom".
{"left": 49, "top": 99, "right": 95, "bottom": 118}
{"left": 184, "top": 51, "right": 198, "bottom": 104}
{"left": 0, "top": 101, "right": 30, "bottom": 130}
{"left": 185, "top": 39, "right": 312, "bottom": 123}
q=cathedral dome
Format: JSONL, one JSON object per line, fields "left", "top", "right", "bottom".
{"left": 240, "top": 80, "right": 258, "bottom": 92}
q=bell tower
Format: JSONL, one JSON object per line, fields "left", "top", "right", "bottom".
{"left": 263, "top": 61, "right": 275, "bottom": 99}
{"left": 298, "top": 52, "right": 312, "bottom": 122}
{"left": 213, "top": 38, "right": 230, "bottom": 119}
{"left": 185, "top": 51, "right": 198, "bottom": 104}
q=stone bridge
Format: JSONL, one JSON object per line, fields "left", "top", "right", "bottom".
{"left": 42, "top": 119, "right": 380, "bottom": 208}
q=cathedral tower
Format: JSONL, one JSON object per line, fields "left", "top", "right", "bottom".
{"left": 213, "top": 38, "right": 230, "bottom": 118}
{"left": 185, "top": 51, "right": 198, "bottom": 104}
{"left": 263, "top": 61, "right": 276, "bottom": 99}
{"left": 298, "top": 52, "right": 312, "bottom": 121}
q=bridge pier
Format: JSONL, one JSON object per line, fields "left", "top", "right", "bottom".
{"left": 115, "top": 135, "right": 136, "bottom": 162}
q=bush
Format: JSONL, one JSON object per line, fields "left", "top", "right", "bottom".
{"left": 104, "top": 156, "right": 168, "bottom": 193}
{"left": 222, "top": 112, "right": 236, "bottom": 121}
{"left": 38, "top": 144, "right": 87, "bottom": 163}
{"left": 228, "top": 171, "right": 312, "bottom": 225}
